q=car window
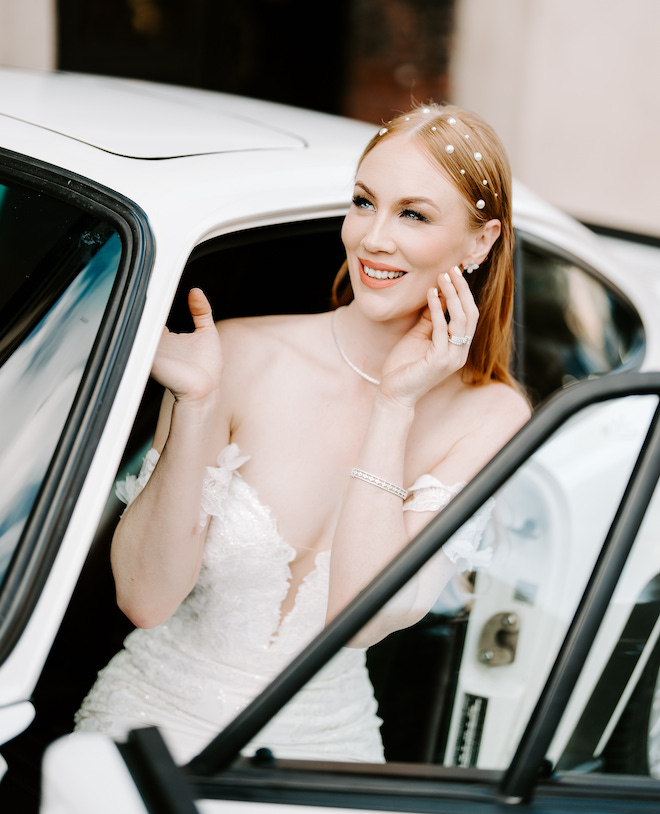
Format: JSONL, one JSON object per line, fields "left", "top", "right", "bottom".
{"left": 221, "top": 394, "right": 656, "bottom": 774}
{"left": 517, "top": 235, "right": 644, "bottom": 404}
{"left": 0, "top": 178, "right": 121, "bottom": 585}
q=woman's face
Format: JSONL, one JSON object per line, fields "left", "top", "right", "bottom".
{"left": 341, "top": 134, "right": 477, "bottom": 320}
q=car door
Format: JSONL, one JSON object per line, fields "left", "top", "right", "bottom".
{"left": 0, "top": 147, "right": 153, "bottom": 771}
{"left": 38, "top": 372, "right": 660, "bottom": 814}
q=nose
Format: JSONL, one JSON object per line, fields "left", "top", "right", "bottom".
{"left": 360, "top": 214, "right": 396, "bottom": 254}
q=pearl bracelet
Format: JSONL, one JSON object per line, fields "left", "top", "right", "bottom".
{"left": 350, "top": 468, "right": 409, "bottom": 500}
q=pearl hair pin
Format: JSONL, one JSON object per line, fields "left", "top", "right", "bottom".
{"left": 375, "top": 111, "right": 495, "bottom": 211}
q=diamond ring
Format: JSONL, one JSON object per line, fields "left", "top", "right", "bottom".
{"left": 448, "top": 334, "right": 472, "bottom": 346}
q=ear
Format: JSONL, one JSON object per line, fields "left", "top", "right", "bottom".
{"left": 462, "top": 219, "right": 501, "bottom": 268}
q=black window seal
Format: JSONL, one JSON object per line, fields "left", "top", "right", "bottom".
{"left": 192, "top": 758, "right": 660, "bottom": 812}
{"left": 121, "top": 727, "right": 660, "bottom": 813}
{"left": 182, "top": 371, "right": 660, "bottom": 803}
{"left": 0, "top": 147, "right": 154, "bottom": 664}
{"left": 583, "top": 221, "right": 660, "bottom": 250}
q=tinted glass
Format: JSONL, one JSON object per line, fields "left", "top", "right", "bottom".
{"left": 519, "top": 238, "right": 644, "bottom": 404}
{"left": 0, "top": 180, "right": 121, "bottom": 584}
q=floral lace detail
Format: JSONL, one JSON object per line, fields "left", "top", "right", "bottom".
{"left": 77, "top": 443, "right": 384, "bottom": 765}
{"left": 115, "top": 444, "right": 252, "bottom": 529}
{"left": 199, "top": 443, "right": 251, "bottom": 528}
{"left": 82, "top": 448, "right": 493, "bottom": 762}
{"left": 403, "top": 475, "right": 465, "bottom": 513}
{"left": 115, "top": 448, "right": 160, "bottom": 507}
{"left": 404, "top": 474, "right": 494, "bottom": 572}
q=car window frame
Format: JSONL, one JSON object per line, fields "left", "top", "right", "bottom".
{"left": 173, "top": 371, "right": 660, "bottom": 808}
{"left": 0, "top": 147, "right": 154, "bottom": 665}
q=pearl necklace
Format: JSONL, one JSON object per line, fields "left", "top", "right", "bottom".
{"left": 331, "top": 307, "right": 381, "bottom": 386}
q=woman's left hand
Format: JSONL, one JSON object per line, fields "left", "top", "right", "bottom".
{"left": 379, "top": 265, "right": 479, "bottom": 407}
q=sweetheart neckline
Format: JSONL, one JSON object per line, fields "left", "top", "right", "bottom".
{"left": 210, "top": 442, "right": 331, "bottom": 643}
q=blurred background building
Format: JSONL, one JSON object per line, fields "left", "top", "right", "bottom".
{"left": 1, "top": 0, "right": 658, "bottom": 236}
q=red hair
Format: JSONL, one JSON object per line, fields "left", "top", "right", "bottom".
{"left": 333, "top": 102, "right": 518, "bottom": 389}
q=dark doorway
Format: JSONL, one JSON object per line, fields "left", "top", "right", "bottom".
{"left": 58, "top": 0, "right": 351, "bottom": 115}
{"left": 57, "top": 0, "right": 455, "bottom": 122}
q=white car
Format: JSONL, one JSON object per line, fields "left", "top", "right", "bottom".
{"left": 0, "top": 67, "right": 659, "bottom": 813}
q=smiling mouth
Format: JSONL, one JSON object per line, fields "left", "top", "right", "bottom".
{"left": 362, "top": 265, "right": 406, "bottom": 280}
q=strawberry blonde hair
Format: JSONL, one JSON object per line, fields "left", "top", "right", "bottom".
{"left": 332, "top": 102, "right": 517, "bottom": 389}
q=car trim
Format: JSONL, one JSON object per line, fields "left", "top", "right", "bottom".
{"left": 584, "top": 222, "right": 660, "bottom": 250}
{"left": 190, "top": 760, "right": 660, "bottom": 812}
{"left": 0, "top": 147, "right": 154, "bottom": 665}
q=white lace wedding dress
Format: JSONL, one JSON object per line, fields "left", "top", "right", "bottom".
{"left": 74, "top": 444, "right": 492, "bottom": 765}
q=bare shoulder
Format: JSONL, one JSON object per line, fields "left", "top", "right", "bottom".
{"left": 456, "top": 380, "right": 531, "bottom": 459}
{"left": 216, "top": 312, "right": 330, "bottom": 370}
{"left": 415, "top": 379, "right": 531, "bottom": 485}
{"left": 470, "top": 380, "right": 531, "bottom": 433}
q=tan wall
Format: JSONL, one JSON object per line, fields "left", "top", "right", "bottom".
{"left": 0, "top": 0, "right": 56, "bottom": 71}
{"left": 451, "top": 0, "right": 660, "bottom": 236}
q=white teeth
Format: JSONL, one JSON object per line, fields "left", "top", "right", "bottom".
{"left": 363, "top": 265, "right": 405, "bottom": 280}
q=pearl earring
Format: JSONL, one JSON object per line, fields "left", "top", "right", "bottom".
{"left": 464, "top": 262, "right": 480, "bottom": 274}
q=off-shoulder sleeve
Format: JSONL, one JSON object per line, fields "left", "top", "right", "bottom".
{"left": 199, "top": 444, "right": 250, "bottom": 524}
{"left": 403, "top": 474, "right": 494, "bottom": 573}
{"left": 114, "top": 443, "right": 250, "bottom": 529}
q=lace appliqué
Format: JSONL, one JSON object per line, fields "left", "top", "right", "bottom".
{"left": 115, "top": 444, "right": 251, "bottom": 529}
{"left": 199, "top": 444, "right": 251, "bottom": 527}
{"left": 403, "top": 474, "right": 494, "bottom": 572}
{"left": 83, "top": 442, "right": 384, "bottom": 765}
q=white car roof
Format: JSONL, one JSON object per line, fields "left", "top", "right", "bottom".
{"left": 0, "top": 68, "right": 585, "bottom": 235}
{"left": 0, "top": 68, "right": 370, "bottom": 158}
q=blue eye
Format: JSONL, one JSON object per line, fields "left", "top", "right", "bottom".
{"left": 401, "top": 208, "right": 429, "bottom": 222}
{"left": 352, "top": 195, "right": 373, "bottom": 210}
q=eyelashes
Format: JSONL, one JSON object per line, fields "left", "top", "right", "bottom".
{"left": 351, "top": 194, "right": 372, "bottom": 210}
{"left": 400, "top": 208, "right": 429, "bottom": 223}
{"left": 351, "top": 195, "right": 430, "bottom": 223}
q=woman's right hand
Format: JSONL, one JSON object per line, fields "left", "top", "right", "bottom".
{"left": 150, "top": 288, "right": 223, "bottom": 405}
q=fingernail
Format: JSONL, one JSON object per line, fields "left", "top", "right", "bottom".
{"left": 443, "top": 273, "right": 451, "bottom": 282}
{"left": 433, "top": 287, "right": 439, "bottom": 297}
{"left": 454, "top": 265, "right": 462, "bottom": 275}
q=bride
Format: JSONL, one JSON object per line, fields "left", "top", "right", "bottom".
{"left": 74, "top": 102, "right": 530, "bottom": 764}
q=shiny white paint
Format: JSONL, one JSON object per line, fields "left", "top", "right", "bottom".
{"left": 41, "top": 735, "right": 149, "bottom": 814}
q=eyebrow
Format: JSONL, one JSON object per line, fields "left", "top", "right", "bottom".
{"left": 354, "top": 181, "right": 439, "bottom": 211}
